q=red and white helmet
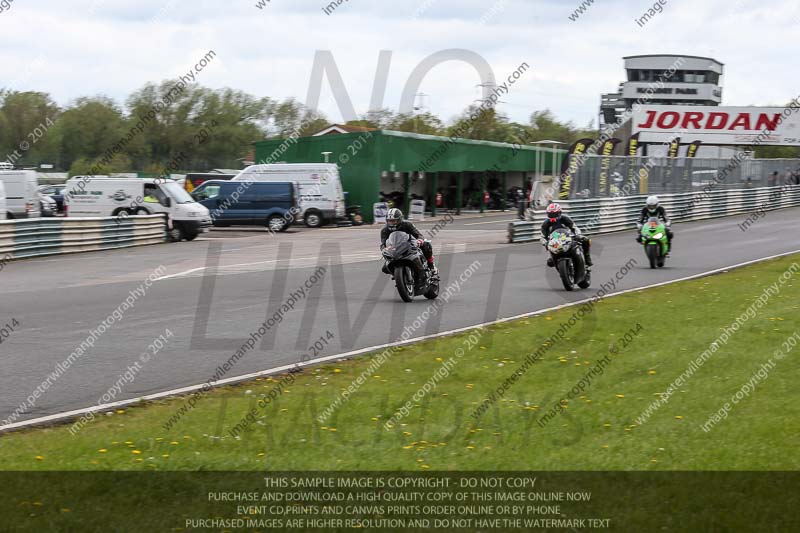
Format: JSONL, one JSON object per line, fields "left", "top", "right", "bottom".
{"left": 545, "top": 202, "right": 562, "bottom": 221}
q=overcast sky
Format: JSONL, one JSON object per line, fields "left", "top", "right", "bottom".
{"left": 1, "top": 0, "right": 797, "bottom": 128}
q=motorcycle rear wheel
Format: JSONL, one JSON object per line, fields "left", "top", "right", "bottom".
{"left": 578, "top": 269, "right": 591, "bottom": 289}
{"left": 424, "top": 281, "right": 439, "bottom": 300}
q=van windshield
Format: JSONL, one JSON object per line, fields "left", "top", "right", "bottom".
{"left": 160, "top": 181, "right": 196, "bottom": 204}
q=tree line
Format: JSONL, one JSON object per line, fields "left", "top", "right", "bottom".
{"left": 12, "top": 79, "right": 793, "bottom": 175}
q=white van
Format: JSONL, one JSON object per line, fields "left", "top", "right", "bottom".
{"left": 64, "top": 177, "right": 212, "bottom": 241}
{"left": 0, "top": 169, "right": 41, "bottom": 219}
{"left": 0, "top": 181, "right": 6, "bottom": 220}
{"left": 232, "top": 163, "right": 345, "bottom": 227}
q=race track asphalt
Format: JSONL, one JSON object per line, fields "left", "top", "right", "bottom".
{"left": 1, "top": 208, "right": 799, "bottom": 425}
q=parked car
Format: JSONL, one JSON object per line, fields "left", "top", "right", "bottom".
{"left": 191, "top": 180, "right": 299, "bottom": 232}
{"left": 232, "top": 163, "right": 345, "bottom": 228}
{"left": 0, "top": 168, "right": 41, "bottom": 219}
{"left": 39, "top": 192, "right": 57, "bottom": 217}
{"left": 38, "top": 184, "right": 67, "bottom": 213}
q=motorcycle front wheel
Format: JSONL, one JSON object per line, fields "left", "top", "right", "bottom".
{"left": 557, "top": 259, "right": 575, "bottom": 291}
{"left": 645, "top": 243, "right": 659, "bottom": 269}
{"left": 395, "top": 266, "right": 415, "bottom": 302}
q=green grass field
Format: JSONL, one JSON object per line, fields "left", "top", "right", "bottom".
{"left": 1, "top": 255, "right": 799, "bottom": 472}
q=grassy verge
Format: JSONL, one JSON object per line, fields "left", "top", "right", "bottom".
{"left": 1, "top": 256, "right": 799, "bottom": 471}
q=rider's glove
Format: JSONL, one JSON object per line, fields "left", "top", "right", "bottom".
{"left": 636, "top": 223, "right": 643, "bottom": 230}
{"left": 416, "top": 239, "right": 424, "bottom": 246}
{"left": 540, "top": 236, "right": 547, "bottom": 246}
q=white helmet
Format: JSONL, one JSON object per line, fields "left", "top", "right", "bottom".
{"left": 646, "top": 195, "right": 659, "bottom": 211}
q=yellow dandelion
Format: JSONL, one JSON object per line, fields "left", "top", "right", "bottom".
{"left": 98, "top": 449, "right": 108, "bottom": 453}
{"left": 162, "top": 454, "right": 170, "bottom": 458}
{"left": 132, "top": 450, "right": 142, "bottom": 455}
{"left": 675, "top": 416, "right": 684, "bottom": 420}
{"left": 170, "top": 441, "right": 179, "bottom": 445}
{"left": 648, "top": 370, "right": 657, "bottom": 375}
{"left": 615, "top": 394, "right": 625, "bottom": 398}
{"left": 35, "top": 456, "right": 44, "bottom": 461}
{"left": 333, "top": 369, "right": 341, "bottom": 373}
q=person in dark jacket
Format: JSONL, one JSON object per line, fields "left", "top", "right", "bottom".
{"left": 380, "top": 208, "right": 438, "bottom": 274}
{"left": 636, "top": 195, "right": 673, "bottom": 253}
{"left": 540, "top": 202, "right": 593, "bottom": 268}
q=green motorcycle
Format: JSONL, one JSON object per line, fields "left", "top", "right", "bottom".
{"left": 640, "top": 217, "right": 669, "bottom": 269}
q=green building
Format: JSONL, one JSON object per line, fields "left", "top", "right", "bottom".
{"left": 254, "top": 130, "right": 565, "bottom": 223}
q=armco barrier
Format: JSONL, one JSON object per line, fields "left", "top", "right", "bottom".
{"left": 0, "top": 215, "right": 166, "bottom": 260}
{"left": 509, "top": 185, "right": 800, "bottom": 243}
{"left": 508, "top": 221, "right": 537, "bottom": 243}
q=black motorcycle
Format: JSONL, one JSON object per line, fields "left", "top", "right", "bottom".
{"left": 382, "top": 231, "right": 439, "bottom": 302}
{"left": 545, "top": 229, "right": 591, "bottom": 291}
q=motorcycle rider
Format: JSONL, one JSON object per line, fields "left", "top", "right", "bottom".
{"left": 636, "top": 195, "right": 673, "bottom": 253}
{"left": 540, "top": 202, "right": 593, "bottom": 268}
{"left": 380, "top": 208, "right": 438, "bottom": 275}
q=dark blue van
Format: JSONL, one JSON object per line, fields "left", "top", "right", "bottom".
{"left": 191, "top": 180, "right": 298, "bottom": 232}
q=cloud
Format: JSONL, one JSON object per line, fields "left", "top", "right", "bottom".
{"left": 0, "top": 0, "right": 796, "bottom": 127}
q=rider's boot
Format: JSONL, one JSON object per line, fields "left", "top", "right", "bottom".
{"left": 428, "top": 257, "right": 439, "bottom": 277}
{"left": 584, "top": 250, "right": 594, "bottom": 268}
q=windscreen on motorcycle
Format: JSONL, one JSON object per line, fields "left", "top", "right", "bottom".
{"left": 385, "top": 231, "right": 413, "bottom": 256}
{"left": 645, "top": 217, "right": 663, "bottom": 232}
{"left": 547, "top": 229, "right": 573, "bottom": 254}
{"left": 643, "top": 217, "right": 666, "bottom": 240}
